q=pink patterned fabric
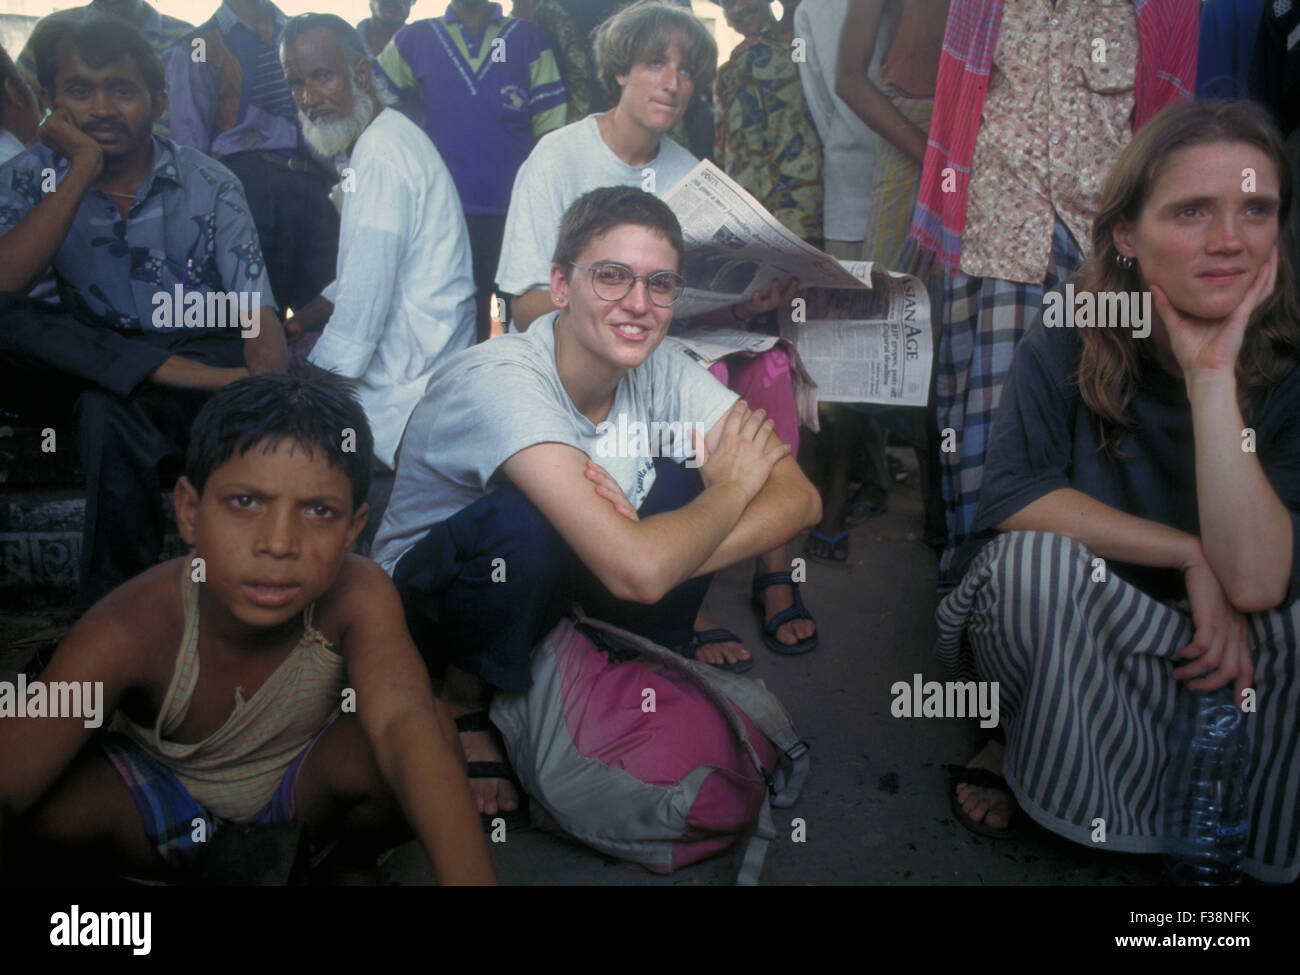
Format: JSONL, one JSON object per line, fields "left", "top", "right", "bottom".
{"left": 709, "top": 347, "right": 800, "bottom": 454}
{"left": 908, "top": 0, "right": 1198, "bottom": 273}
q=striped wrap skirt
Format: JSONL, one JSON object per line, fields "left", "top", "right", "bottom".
{"left": 935, "top": 530, "right": 1300, "bottom": 883}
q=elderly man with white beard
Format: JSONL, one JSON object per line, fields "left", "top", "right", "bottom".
{"left": 280, "top": 13, "right": 476, "bottom": 548}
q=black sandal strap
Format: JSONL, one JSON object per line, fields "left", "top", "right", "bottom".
{"left": 454, "top": 711, "right": 494, "bottom": 734}
{"left": 466, "top": 761, "right": 515, "bottom": 780}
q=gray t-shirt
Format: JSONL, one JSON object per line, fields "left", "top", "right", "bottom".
{"left": 371, "top": 312, "right": 739, "bottom": 574}
{"left": 494, "top": 114, "right": 698, "bottom": 298}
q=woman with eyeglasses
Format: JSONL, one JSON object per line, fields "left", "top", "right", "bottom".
{"left": 370, "top": 186, "right": 822, "bottom": 825}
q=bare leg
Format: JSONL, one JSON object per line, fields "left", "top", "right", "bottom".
{"left": 291, "top": 713, "right": 413, "bottom": 878}
{"left": 8, "top": 745, "right": 169, "bottom": 883}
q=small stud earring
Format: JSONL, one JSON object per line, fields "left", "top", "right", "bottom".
{"left": 1115, "top": 253, "right": 1134, "bottom": 270}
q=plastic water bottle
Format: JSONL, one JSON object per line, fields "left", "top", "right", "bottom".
{"left": 1161, "top": 685, "right": 1249, "bottom": 885}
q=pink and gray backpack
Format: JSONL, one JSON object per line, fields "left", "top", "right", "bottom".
{"left": 490, "top": 614, "right": 810, "bottom": 884}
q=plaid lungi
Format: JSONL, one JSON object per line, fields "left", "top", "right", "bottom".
{"left": 936, "top": 218, "right": 1083, "bottom": 586}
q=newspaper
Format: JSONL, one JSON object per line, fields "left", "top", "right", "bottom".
{"left": 785, "top": 269, "right": 933, "bottom": 407}
{"left": 661, "top": 159, "right": 867, "bottom": 318}
{"left": 662, "top": 159, "right": 932, "bottom": 410}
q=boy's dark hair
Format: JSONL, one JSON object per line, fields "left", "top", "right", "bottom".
{"left": 33, "top": 14, "right": 165, "bottom": 95}
{"left": 185, "top": 370, "right": 374, "bottom": 511}
{"left": 552, "top": 185, "right": 686, "bottom": 273}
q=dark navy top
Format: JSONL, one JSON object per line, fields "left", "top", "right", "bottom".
{"left": 971, "top": 311, "right": 1300, "bottom": 605}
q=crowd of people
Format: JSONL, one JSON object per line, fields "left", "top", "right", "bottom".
{"left": 0, "top": 0, "right": 1296, "bottom": 885}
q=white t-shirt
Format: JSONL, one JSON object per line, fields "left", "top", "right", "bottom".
{"left": 494, "top": 114, "right": 698, "bottom": 300}
{"left": 308, "top": 108, "right": 475, "bottom": 469}
{"left": 371, "top": 311, "right": 739, "bottom": 574}
{"left": 794, "top": 0, "right": 893, "bottom": 243}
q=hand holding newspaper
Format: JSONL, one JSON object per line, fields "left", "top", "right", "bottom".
{"left": 660, "top": 160, "right": 932, "bottom": 412}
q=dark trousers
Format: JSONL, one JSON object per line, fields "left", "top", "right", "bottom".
{"left": 464, "top": 213, "right": 507, "bottom": 344}
{"left": 393, "top": 457, "right": 710, "bottom": 692}
{"left": 220, "top": 153, "right": 339, "bottom": 313}
{"left": 0, "top": 294, "right": 241, "bottom": 610}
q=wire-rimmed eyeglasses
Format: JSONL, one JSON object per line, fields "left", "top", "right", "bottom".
{"left": 570, "top": 262, "right": 686, "bottom": 307}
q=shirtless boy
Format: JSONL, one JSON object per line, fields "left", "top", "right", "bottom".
{"left": 0, "top": 371, "right": 494, "bottom": 884}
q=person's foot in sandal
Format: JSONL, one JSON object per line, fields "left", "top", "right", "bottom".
{"left": 804, "top": 528, "right": 848, "bottom": 565}
{"left": 443, "top": 679, "right": 520, "bottom": 819}
{"left": 951, "top": 739, "right": 1019, "bottom": 834}
{"left": 689, "top": 611, "right": 752, "bottom": 669}
{"left": 755, "top": 550, "right": 818, "bottom": 651}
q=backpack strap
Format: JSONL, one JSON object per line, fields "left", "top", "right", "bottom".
{"left": 736, "top": 797, "right": 775, "bottom": 887}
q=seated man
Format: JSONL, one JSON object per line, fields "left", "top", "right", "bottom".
{"left": 371, "top": 186, "right": 822, "bottom": 819}
{"left": 278, "top": 13, "right": 476, "bottom": 543}
{"left": 14, "top": 0, "right": 193, "bottom": 138}
{"left": 0, "top": 371, "right": 495, "bottom": 885}
{"left": 0, "top": 16, "right": 287, "bottom": 612}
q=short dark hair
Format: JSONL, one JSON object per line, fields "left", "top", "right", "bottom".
{"left": 593, "top": 0, "right": 717, "bottom": 107}
{"left": 185, "top": 370, "right": 374, "bottom": 511}
{"left": 32, "top": 13, "right": 165, "bottom": 95}
{"left": 281, "top": 12, "right": 369, "bottom": 68}
{"left": 552, "top": 185, "right": 686, "bottom": 273}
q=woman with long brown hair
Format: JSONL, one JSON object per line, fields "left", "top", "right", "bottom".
{"left": 935, "top": 99, "right": 1300, "bottom": 883}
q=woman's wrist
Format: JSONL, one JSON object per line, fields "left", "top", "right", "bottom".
{"left": 1183, "top": 365, "right": 1238, "bottom": 402}
{"left": 1179, "top": 536, "right": 1207, "bottom": 574}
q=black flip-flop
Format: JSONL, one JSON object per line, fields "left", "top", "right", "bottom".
{"left": 946, "top": 764, "right": 1024, "bottom": 839}
{"left": 455, "top": 712, "right": 530, "bottom": 832}
{"left": 804, "top": 529, "right": 849, "bottom": 565}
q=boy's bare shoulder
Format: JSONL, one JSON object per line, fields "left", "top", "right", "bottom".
{"left": 56, "top": 559, "right": 185, "bottom": 678}
{"left": 313, "top": 554, "right": 401, "bottom": 634}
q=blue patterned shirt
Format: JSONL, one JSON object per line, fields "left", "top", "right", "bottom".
{"left": 0, "top": 136, "right": 274, "bottom": 331}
